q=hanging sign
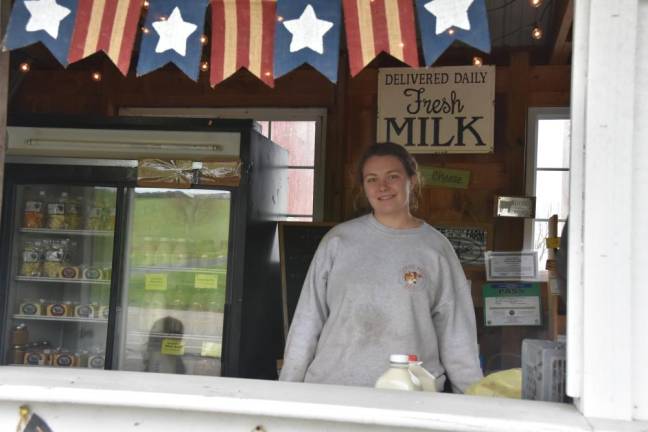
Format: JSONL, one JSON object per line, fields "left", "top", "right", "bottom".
{"left": 145, "top": 273, "right": 168, "bottom": 291}
{"left": 377, "top": 66, "right": 495, "bottom": 154}
{"left": 161, "top": 338, "right": 185, "bottom": 356}
{"left": 195, "top": 273, "right": 218, "bottom": 289}
{"left": 483, "top": 282, "right": 542, "bottom": 326}
{"left": 420, "top": 166, "right": 471, "bottom": 189}
{"left": 201, "top": 341, "right": 222, "bottom": 358}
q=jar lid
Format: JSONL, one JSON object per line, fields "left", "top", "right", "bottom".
{"left": 389, "top": 354, "right": 409, "bottom": 364}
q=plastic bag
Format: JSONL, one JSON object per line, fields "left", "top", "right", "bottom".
{"left": 465, "top": 368, "right": 521, "bottom": 399}
{"left": 137, "top": 159, "right": 193, "bottom": 188}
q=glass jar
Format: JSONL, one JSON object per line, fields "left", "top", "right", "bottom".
{"left": 20, "top": 241, "right": 43, "bottom": 277}
{"left": 66, "top": 197, "right": 83, "bottom": 230}
{"left": 43, "top": 241, "right": 65, "bottom": 278}
{"left": 103, "top": 207, "right": 116, "bottom": 231}
{"left": 46, "top": 192, "right": 67, "bottom": 230}
{"left": 23, "top": 190, "right": 46, "bottom": 228}
{"left": 85, "top": 206, "right": 103, "bottom": 231}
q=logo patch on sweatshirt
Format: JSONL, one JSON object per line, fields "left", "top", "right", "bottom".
{"left": 401, "top": 265, "right": 424, "bottom": 288}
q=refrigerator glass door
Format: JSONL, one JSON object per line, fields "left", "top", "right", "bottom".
{"left": 117, "top": 188, "right": 230, "bottom": 376}
{"left": 5, "top": 184, "right": 117, "bottom": 368}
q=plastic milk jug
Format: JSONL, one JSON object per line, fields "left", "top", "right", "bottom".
{"left": 408, "top": 354, "right": 437, "bottom": 392}
{"left": 375, "top": 354, "right": 422, "bottom": 391}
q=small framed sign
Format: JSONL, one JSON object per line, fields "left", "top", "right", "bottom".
{"left": 434, "top": 224, "right": 492, "bottom": 267}
{"left": 494, "top": 195, "right": 536, "bottom": 218}
{"left": 483, "top": 282, "right": 542, "bottom": 326}
{"left": 485, "top": 250, "right": 539, "bottom": 281}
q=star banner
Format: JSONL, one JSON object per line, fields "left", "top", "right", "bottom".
{"left": 68, "top": 0, "right": 142, "bottom": 75}
{"left": 342, "top": 0, "right": 419, "bottom": 77}
{"left": 135, "top": 0, "right": 209, "bottom": 81}
{"left": 210, "top": 0, "right": 276, "bottom": 87}
{"left": 274, "top": 0, "right": 341, "bottom": 83}
{"left": 2, "top": 0, "right": 78, "bottom": 66}
{"left": 415, "top": 0, "right": 491, "bottom": 66}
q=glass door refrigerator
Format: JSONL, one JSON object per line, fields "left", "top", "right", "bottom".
{"left": 0, "top": 116, "right": 288, "bottom": 380}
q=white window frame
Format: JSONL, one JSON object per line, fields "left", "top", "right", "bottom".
{"left": 119, "top": 107, "right": 327, "bottom": 222}
{"left": 523, "top": 107, "right": 570, "bottom": 274}
{"left": 567, "top": 0, "right": 646, "bottom": 421}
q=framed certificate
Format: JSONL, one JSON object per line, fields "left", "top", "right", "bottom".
{"left": 485, "top": 250, "right": 539, "bottom": 281}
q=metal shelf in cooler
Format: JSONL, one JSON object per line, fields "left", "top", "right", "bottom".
{"left": 19, "top": 228, "right": 114, "bottom": 237}
{"left": 130, "top": 267, "right": 225, "bottom": 274}
{"left": 127, "top": 330, "right": 222, "bottom": 343}
{"left": 15, "top": 276, "right": 110, "bottom": 285}
{"left": 13, "top": 314, "right": 108, "bottom": 324}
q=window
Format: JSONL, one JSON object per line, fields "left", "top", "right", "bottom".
{"left": 256, "top": 121, "right": 317, "bottom": 221}
{"left": 524, "top": 108, "right": 571, "bottom": 271}
{"left": 119, "top": 108, "right": 326, "bottom": 222}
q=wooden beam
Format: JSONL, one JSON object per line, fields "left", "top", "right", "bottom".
{"left": 0, "top": 0, "right": 11, "bottom": 224}
{"left": 550, "top": 0, "right": 573, "bottom": 65}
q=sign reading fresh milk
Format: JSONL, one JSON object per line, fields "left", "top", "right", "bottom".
{"left": 377, "top": 66, "right": 495, "bottom": 153}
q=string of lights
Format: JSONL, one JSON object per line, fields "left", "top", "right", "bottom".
{"left": 473, "top": 0, "right": 553, "bottom": 66}
{"left": 16, "top": 0, "right": 557, "bottom": 78}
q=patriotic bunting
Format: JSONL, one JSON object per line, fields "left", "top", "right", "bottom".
{"left": 342, "top": 0, "right": 419, "bottom": 77}
{"left": 68, "top": 0, "right": 142, "bottom": 75}
{"left": 274, "top": 0, "right": 341, "bottom": 83}
{"left": 415, "top": 0, "right": 491, "bottom": 66}
{"left": 210, "top": 0, "right": 276, "bottom": 87}
{"left": 1, "top": 0, "right": 495, "bottom": 83}
{"left": 135, "top": 0, "right": 209, "bottom": 81}
{"left": 2, "top": 0, "right": 78, "bottom": 66}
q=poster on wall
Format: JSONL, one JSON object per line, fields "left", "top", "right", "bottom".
{"left": 377, "top": 66, "right": 495, "bottom": 154}
{"left": 483, "top": 282, "right": 542, "bottom": 327}
{"left": 434, "top": 225, "right": 489, "bottom": 267}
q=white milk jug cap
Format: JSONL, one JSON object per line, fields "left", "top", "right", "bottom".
{"left": 389, "top": 354, "right": 410, "bottom": 364}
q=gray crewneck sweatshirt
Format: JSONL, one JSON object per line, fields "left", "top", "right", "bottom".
{"left": 279, "top": 214, "right": 483, "bottom": 393}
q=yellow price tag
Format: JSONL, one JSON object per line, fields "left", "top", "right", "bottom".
{"left": 201, "top": 342, "right": 221, "bottom": 358}
{"left": 161, "top": 338, "right": 185, "bottom": 356}
{"left": 145, "top": 273, "right": 167, "bottom": 291}
{"left": 546, "top": 237, "right": 561, "bottom": 249}
{"left": 195, "top": 273, "right": 218, "bottom": 289}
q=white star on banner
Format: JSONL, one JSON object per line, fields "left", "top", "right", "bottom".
{"left": 283, "top": 4, "right": 333, "bottom": 55}
{"left": 24, "top": 0, "right": 71, "bottom": 39}
{"left": 152, "top": 7, "right": 197, "bottom": 56}
{"left": 424, "top": 0, "right": 474, "bottom": 35}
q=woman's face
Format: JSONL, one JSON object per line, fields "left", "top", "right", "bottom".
{"left": 362, "top": 155, "right": 416, "bottom": 218}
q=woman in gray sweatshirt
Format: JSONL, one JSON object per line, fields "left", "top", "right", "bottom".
{"left": 279, "top": 142, "right": 483, "bottom": 393}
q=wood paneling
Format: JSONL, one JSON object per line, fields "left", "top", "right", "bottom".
{"left": 7, "top": 52, "right": 570, "bottom": 373}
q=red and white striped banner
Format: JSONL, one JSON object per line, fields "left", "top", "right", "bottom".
{"left": 342, "top": 0, "right": 419, "bottom": 76}
{"left": 210, "top": 0, "right": 276, "bottom": 87}
{"left": 68, "top": 0, "right": 142, "bottom": 75}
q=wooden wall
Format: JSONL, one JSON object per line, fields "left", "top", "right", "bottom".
{"left": 8, "top": 51, "right": 570, "bottom": 371}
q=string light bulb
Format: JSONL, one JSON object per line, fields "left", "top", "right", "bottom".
{"left": 141, "top": 26, "right": 149, "bottom": 34}
{"left": 472, "top": 56, "right": 483, "bottom": 67}
{"left": 529, "top": 0, "right": 543, "bottom": 7}
{"left": 448, "top": 28, "right": 455, "bottom": 35}
{"left": 277, "top": 16, "right": 283, "bottom": 22}
{"left": 200, "top": 35, "right": 208, "bottom": 45}
{"left": 19, "top": 62, "right": 30, "bottom": 73}
{"left": 200, "top": 61, "right": 209, "bottom": 72}
{"left": 531, "top": 24, "right": 543, "bottom": 40}
{"left": 143, "top": 0, "right": 149, "bottom": 8}
{"left": 91, "top": 71, "right": 102, "bottom": 82}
